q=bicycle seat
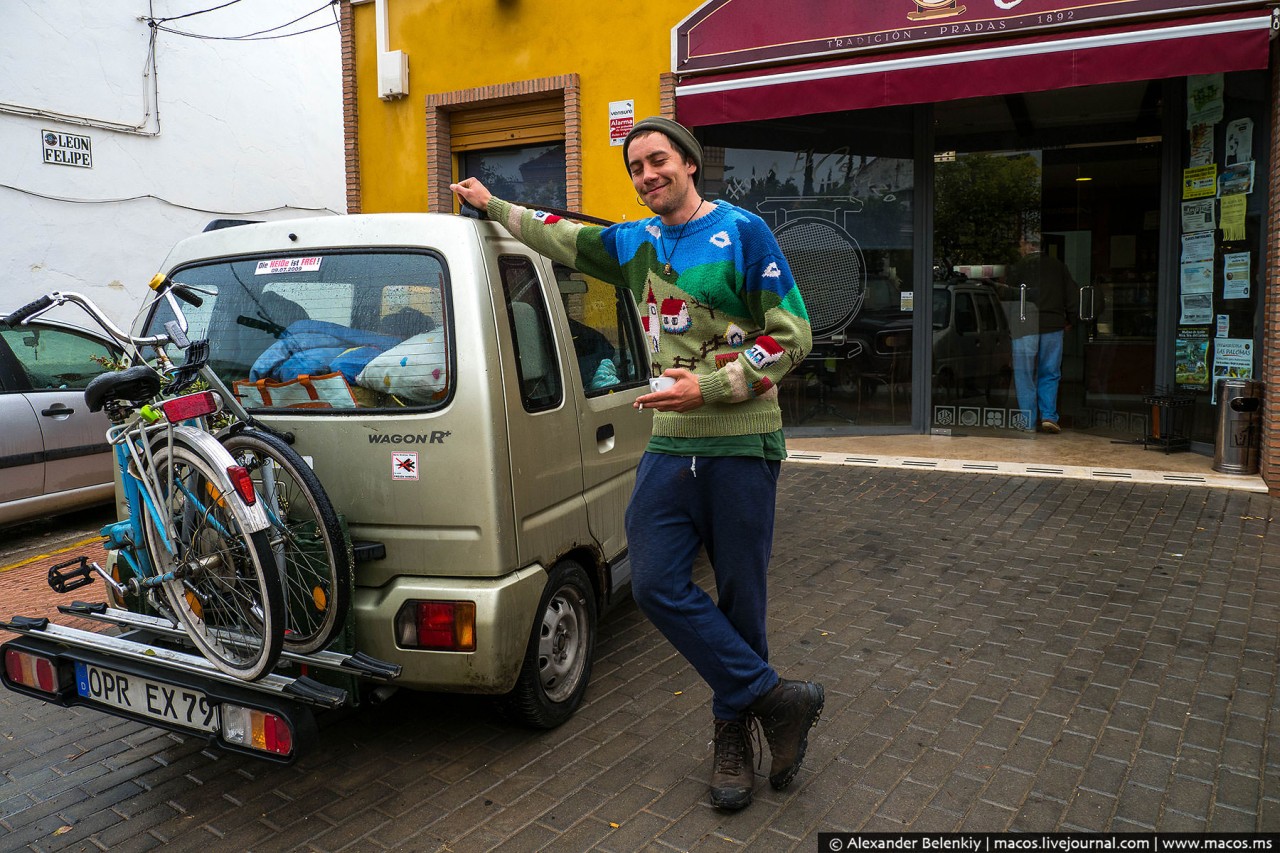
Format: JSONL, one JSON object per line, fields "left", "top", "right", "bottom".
{"left": 84, "top": 365, "right": 162, "bottom": 412}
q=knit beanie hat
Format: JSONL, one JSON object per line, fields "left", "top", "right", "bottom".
{"left": 622, "top": 117, "right": 703, "bottom": 185}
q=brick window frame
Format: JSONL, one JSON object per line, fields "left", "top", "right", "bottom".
{"left": 425, "top": 75, "right": 582, "bottom": 214}
{"left": 340, "top": 0, "right": 360, "bottom": 214}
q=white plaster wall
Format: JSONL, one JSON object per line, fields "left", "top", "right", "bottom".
{"left": 1, "top": 1, "right": 345, "bottom": 329}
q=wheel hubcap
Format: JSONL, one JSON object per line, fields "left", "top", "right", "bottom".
{"left": 537, "top": 586, "right": 588, "bottom": 703}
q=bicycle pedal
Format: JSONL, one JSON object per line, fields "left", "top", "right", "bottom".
{"left": 48, "top": 557, "right": 96, "bottom": 593}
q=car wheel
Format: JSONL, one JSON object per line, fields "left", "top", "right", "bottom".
{"left": 501, "top": 560, "right": 597, "bottom": 729}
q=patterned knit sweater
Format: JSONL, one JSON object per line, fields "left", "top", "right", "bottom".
{"left": 488, "top": 197, "right": 811, "bottom": 438}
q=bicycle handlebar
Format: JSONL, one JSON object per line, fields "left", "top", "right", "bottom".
{"left": 172, "top": 284, "right": 204, "bottom": 309}
{"left": 2, "top": 290, "right": 173, "bottom": 350}
{"left": 2, "top": 294, "right": 55, "bottom": 326}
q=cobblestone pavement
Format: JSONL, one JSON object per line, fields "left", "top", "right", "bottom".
{"left": 2, "top": 465, "right": 1278, "bottom": 851}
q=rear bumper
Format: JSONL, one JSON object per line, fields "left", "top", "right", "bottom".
{"left": 352, "top": 565, "right": 548, "bottom": 693}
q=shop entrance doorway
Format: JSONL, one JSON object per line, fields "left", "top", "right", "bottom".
{"left": 931, "top": 83, "right": 1164, "bottom": 443}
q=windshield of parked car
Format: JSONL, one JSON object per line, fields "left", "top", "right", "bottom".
{"left": 146, "top": 251, "right": 451, "bottom": 411}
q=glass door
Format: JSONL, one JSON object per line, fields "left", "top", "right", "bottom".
{"left": 931, "top": 83, "right": 1163, "bottom": 440}
{"left": 701, "top": 106, "right": 917, "bottom": 430}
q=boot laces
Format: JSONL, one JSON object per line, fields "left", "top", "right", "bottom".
{"left": 714, "top": 718, "right": 761, "bottom": 774}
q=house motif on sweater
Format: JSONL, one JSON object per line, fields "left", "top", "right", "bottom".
{"left": 745, "top": 335, "right": 784, "bottom": 369}
{"left": 661, "top": 298, "right": 691, "bottom": 333}
{"left": 643, "top": 286, "right": 661, "bottom": 353}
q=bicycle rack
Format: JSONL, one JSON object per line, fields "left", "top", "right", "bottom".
{"left": 1, "top": 605, "right": 400, "bottom": 711}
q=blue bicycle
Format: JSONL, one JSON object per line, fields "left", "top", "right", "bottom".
{"left": 4, "top": 286, "right": 285, "bottom": 681}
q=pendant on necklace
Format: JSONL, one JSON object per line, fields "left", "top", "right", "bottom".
{"left": 663, "top": 263, "right": 672, "bottom": 275}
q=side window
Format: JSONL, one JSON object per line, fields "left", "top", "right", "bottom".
{"left": 955, "top": 293, "right": 978, "bottom": 335}
{"left": 0, "top": 325, "right": 117, "bottom": 390}
{"left": 974, "top": 291, "right": 1000, "bottom": 332}
{"left": 500, "top": 255, "right": 562, "bottom": 411}
{"left": 555, "top": 264, "right": 647, "bottom": 397}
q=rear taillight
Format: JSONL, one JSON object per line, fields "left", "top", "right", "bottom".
{"left": 3, "top": 648, "right": 61, "bottom": 694}
{"left": 227, "top": 466, "right": 257, "bottom": 506}
{"left": 221, "top": 704, "right": 294, "bottom": 756}
{"left": 160, "top": 391, "right": 218, "bottom": 422}
{"left": 395, "top": 601, "right": 477, "bottom": 651}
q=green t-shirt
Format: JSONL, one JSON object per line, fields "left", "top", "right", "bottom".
{"left": 646, "top": 429, "right": 787, "bottom": 461}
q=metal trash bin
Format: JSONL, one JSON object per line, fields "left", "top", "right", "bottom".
{"left": 1213, "top": 378, "right": 1263, "bottom": 475}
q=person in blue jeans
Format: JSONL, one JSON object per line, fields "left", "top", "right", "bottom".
{"left": 451, "top": 116, "right": 824, "bottom": 812}
{"left": 1005, "top": 237, "right": 1078, "bottom": 433}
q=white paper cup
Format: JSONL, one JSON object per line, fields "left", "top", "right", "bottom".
{"left": 649, "top": 376, "right": 676, "bottom": 393}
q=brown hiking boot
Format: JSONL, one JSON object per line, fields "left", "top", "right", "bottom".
{"left": 749, "top": 679, "right": 824, "bottom": 790}
{"left": 709, "top": 718, "right": 755, "bottom": 810}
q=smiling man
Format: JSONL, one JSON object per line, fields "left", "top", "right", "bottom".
{"left": 451, "top": 116, "right": 821, "bottom": 811}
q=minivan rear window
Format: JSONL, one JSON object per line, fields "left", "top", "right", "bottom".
{"left": 150, "top": 251, "right": 451, "bottom": 411}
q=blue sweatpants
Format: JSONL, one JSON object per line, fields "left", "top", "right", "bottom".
{"left": 624, "top": 451, "right": 782, "bottom": 720}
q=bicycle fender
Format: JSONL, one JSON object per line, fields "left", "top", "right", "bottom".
{"left": 169, "top": 425, "right": 272, "bottom": 533}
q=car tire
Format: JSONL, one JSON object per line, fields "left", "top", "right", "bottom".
{"left": 501, "top": 560, "right": 597, "bottom": 729}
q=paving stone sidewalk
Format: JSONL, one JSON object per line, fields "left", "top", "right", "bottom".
{"left": 1, "top": 465, "right": 1277, "bottom": 851}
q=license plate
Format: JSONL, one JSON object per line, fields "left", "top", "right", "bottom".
{"left": 75, "top": 662, "right": 220, "bottom": 733}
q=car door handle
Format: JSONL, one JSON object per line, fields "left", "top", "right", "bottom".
{"left": 41, "top": 404, "right": 75, "bottom": 417}
{"left": 596, "top": 423, "right": 615, "bottom": 453}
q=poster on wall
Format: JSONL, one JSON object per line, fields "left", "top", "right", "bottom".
{"left": 1218, "top": 161, "right": 1254, "bottom": 196}
{"left": 1223, "top": 252, "right": 1250, "bottom": 299}
{"left": 1211, "top": 338, "right": 1254, "bottom": 402}
{"left": 1180, "top": 293, "right": 1213, "bottom": 325}
{"left": 1182, "top": 164, "right": 1217, "bottom": 199}
{"left": 1175, "top": 327, "right": 1209, "bottom": 389}
{"left": 1188, "top": 124, "right": 1214, "bottom": 167}
{"left": 1181, "top": 199, "right": 1216, "bottom": 234}
{"left": 1186, "top": 74, "right": 1224, "bottom": 129}
{"left": 1217, "top": 315, "right": 1230, "bottom": 338}
{"left": 1180, "top": 231, "right": 1214, "bottom": 263}
{"left": 1219, "top": 194, "right": 1247, "bottom": 241}
{"left": 1225, "top": 118, "right": 1253, "bottom": 165}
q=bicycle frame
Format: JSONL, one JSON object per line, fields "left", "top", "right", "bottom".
{"left": 4, "top": 288, "right": 269, "bottom": 598}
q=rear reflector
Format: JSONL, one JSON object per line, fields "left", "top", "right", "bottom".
{"left": 221, "top": 704, "right": 294, "bottom": 756}
{"left": 160, "top": 391, "right": 218, "bottom": 422}
{"left": 4, "top": 649, "right": 60, "bottom": 694}
{"left": 227, "top": 466, "right": 257, "bottom": 506}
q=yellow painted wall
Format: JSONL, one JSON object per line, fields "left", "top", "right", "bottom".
{"left": 352, "top": 0, "right": 685, "bottom": 222}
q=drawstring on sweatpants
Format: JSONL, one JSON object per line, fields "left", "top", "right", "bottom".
{"left": 691, "top": 456, "right": 697, "bottom": 477}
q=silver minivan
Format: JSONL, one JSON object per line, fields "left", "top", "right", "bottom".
{"left": 932, "top": 279, "right": 1013, "bottom": 402}
{"left": 142, "top": 213, "right": 652, "bottom": 727}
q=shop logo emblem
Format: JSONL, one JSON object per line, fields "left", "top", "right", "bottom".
{"left": 908, "top": 0, "right": 966, "bottom": 21}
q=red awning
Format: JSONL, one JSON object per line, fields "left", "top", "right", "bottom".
{"left": 676, "top": 11, "right": 1274, "bottom": 126}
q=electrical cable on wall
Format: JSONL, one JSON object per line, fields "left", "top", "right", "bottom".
{"left": 147, "top": 1, "right": 338, "bottom": 41}
{"left": 3, "top": 1, "right": 341, "bottom": 135}
{"left": 0, "top": 182, "right": 341, "bottom": 217}
{"left": 0, "top": 14, "right": 160, "bottom": 136}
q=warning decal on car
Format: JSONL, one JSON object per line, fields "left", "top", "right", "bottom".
{"left": 391, "top": 451, "right": 419, "bottom": 481}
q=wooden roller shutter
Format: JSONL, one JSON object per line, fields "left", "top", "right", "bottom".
{"left": 450, "top": 98, "right": 565, "bottom": 151}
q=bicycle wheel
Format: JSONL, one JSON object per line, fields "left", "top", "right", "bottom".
{"left": 144, "top": 441, "right": 284, "bottom": 681}
{"left": 220, "top": 429, "right": 351, "bottom": 655}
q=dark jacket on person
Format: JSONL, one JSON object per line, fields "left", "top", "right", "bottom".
{"left": 1005, "top": 252, "right": 1079, "bottom": 337}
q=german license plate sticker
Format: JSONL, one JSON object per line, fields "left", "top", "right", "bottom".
{"left": 74, "top": 662, "right": 220, "bottom": 733}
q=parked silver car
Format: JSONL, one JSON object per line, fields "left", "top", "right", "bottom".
{"left": 0, "top": 318, "right": 122, "bottom": 526}
{"left": 932, "top": 278, "right": 1013, "bottom": 402}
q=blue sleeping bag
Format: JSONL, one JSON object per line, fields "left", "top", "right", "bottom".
{"left": 249, "top": 320, "right": 405, "bottom": 383}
